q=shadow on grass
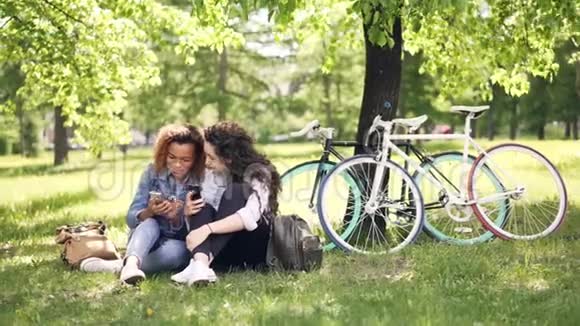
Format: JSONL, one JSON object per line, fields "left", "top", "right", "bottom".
{"left": 0, "top": 190, "right": 96, "bottom": 217}
{"left": 413, "top": 203, "right": 580, "bottom": 244}
{"left": 0, "top": 242, "right": 61, "bottom": 260}
{"left": 554, "top": 203, "right": 580, "bottom": 240}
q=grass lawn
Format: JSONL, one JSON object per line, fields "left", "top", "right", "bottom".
{"left": 1, "top": 141, "right": 579, "bottom": 325}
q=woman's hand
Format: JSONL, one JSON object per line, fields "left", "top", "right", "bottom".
{"left": 148, "top": 199, "right": 173, "bottom": 216}
{"left": 185, "top": 196, "right": 205, "bottom": 216}
{"left": 165, "top": 200, "right": 183, "bottom": 223}
{"left": 186, "top": 225, "right": 211, "bottom": 252}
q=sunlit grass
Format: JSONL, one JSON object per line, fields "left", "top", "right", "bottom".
{"left": 0, "top": 140, "right": 579, "bottom": 324}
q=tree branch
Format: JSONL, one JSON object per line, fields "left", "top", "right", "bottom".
{"left": 0, "top": 17, "right": 13, "bottom": 29}
{"left": 223, "top": 88, "right": 249, "bottom": 99}
{"left": 40, "top": 0, "right": 86, "bottom": 26}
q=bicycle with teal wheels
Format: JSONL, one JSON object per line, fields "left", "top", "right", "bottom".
{"left": 278, "top": 120, "right": 364, "bottom": 251}
{"left": 279, "top": 105, "right": 485, "bottom": 250}
{"left": 279, "top": 107, "right": 425, "bottom": 251}
{"left": 318, "top": 105, "right": 568, "bottom": 254}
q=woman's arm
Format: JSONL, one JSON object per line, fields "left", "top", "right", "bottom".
{"left": 126, "top": 167, "right": 152, "bottom": 229}
{"left": 234, "top": 180, "right": 270, "bottom": 231}
{"left": 185, "top": 212, "right": 245, "bottom": 252}
{"left": 185, "top": 180, "right": 270, "bottom": 251}
{"left": 207, "top": 213, "right": 245, "bottom": 234}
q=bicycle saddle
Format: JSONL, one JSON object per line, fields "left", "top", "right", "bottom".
{"left": 392, "top": 115, "right": 428, "bottom": 131}
{"left": 450, "top": 105, "right": 490, "bottom": 118}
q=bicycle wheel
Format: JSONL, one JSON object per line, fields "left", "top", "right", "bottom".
{"left": 413, "top": 151, "right": 508, "bottom": 245}
{"left": 279, "top": 160, "right": 362, "bottom": 250}
{"left": 468, "top": 144, "right": 568, "bottom": 240}
{"left": 317, "top": 155, "right": 424, "bottom": 254}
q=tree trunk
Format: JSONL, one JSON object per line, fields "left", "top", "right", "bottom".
{"left": 17, "top": 104, "right": 24, "bottom": 156}
{"left": 355, "top": 17, "right": 403, "bottom": 153}
{"left": 145, "top": 130, "right": 152, "bottom": 146}
{"left": 537, "top": 124, "right": 545, "bottom": 140}
{"left": 573, "top": 116, "right": 579, "bottom": 140}
{"left": 322, "top": 73, "right": 333, "bottom": 126}
{"left": 576, "top": 61, "right": 580, "bottom": 98}
{"left": 565, "top": 121, "right": 571, "bottom": 139}
{"left": 575, "top": 61, "right": 580, "bottom": 140}
{"left": 336, "top": 78, "right": 342, "bottom": 106}
{"left": 22, "top": 113, "right": 39, "bottom": 157}
{"left": 488, "top": 83, "right": 502, "bottom": 140}
{"left": 470, "top": 119, "right": 478, "bottom": 138}
{"left": 345, "top": 15, "right": 403, "bottom": 244}
{"left": 509, "top": 99, "right": 518, "bottom": 140}
{"left": 54, "top": 106, "right": 68, "bottom": 166}
{"left": 217, "top": 48, "right": 228, "bottom": 121}
{"left": 486, "top": 109, "right": 495, "bottom": 140}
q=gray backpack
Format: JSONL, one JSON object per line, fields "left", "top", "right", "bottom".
{"left": 265, "top": 214, "right": 323, "bottom": 272}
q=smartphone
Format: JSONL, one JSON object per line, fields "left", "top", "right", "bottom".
{"left": 149, "top": 191, "right": 164, "bottom": 204}
{"left": 186, "top": 185, "right": 202, "bottom": 201}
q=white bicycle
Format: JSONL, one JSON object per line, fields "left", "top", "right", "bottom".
{"left": 317, "top": 104, "right": 568, "bottom": 254}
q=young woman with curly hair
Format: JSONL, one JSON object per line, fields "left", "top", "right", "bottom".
{"left": 171, "top": 121, "right": 281, "bottom": 285}
{"left": 81, "top": 124, "right": 208, "bottom": 285}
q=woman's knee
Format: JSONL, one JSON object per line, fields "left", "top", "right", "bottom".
{"left": 140, "top": 240, "right": 190, "bottom": 273}
{"left": 163, "top": 248, "right": 190, "bottom": 269}
{"left": 134, "top": 218, "right": 160, "bottom": 235}
{"left": 188, "top": 205, "right": 216, "bottom": 230}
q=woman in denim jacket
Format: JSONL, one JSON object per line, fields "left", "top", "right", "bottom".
{"left": 81, "top": 124, "right": 206, "bottom": 284}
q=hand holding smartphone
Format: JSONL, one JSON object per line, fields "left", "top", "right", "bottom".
{"left": 149, "top": 191, "right": 164, "bottom": 204}
{"left": 187, "top": 185, "right": 202, "bottom": 201}
{"left": 148, "top": 191, "right": 174, "bottom": 217}
{"left": 185, "top": 185, "right": 204, "bottom": 216}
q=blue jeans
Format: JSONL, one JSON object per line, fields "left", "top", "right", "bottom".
{"left": 125, "top": 218, "right": 190, "bottom": 274}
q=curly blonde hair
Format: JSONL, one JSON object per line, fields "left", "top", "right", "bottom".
{"left": 153, "top": 124, "right": 205, "bottom": 179}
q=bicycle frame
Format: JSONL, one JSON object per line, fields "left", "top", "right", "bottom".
{"left": 367, "top": 113, "right": 520, "bottom": 215}
{"left": 304, "top": 138, "right": 358, "bottom": 210}
{"left": 302, "top": 136, "right": 416, "bottom": 210}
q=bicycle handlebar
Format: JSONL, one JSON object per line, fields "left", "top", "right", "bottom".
{"left": 289, "top": 120, "right": 320, "bottom": 138}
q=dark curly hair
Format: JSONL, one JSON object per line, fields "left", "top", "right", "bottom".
{"left": 204, "top": 122, "right": 281, "bottom": 214}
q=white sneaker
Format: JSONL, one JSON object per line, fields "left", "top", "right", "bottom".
{"left": 170, "top": 259, "right": 196, "bottom": 284}
{"left": 171, "top": 259, "right": 217, "bottom": 286}
{"left": 120, "top": 263, "right": 146, "bottom": 285}
{"left": 80, "top": 257, "right": 123, "bottom": 273}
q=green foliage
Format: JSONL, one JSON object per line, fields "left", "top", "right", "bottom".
{"left": 0, "top": 0, "right": 247, "bottom": 154}
{"left": 403, "top": 0, "right": 578, "bottom": 98}
{"left": 278, "top": 0, "right": 578, "bottom": 99}
{"left": 1, "top": 0, "right": 578, "bottom": 152}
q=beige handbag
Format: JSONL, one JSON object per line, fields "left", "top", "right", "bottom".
{"left": 55, "top": 221, "right": 121, "bottom": 269}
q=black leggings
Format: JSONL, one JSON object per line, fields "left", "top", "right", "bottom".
{"left": 188, "top": 183, "right": 270, "bottom": 272}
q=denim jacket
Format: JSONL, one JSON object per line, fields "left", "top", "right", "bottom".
{"left": 126, "top": 163, "right": 202, "bottom": 239}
